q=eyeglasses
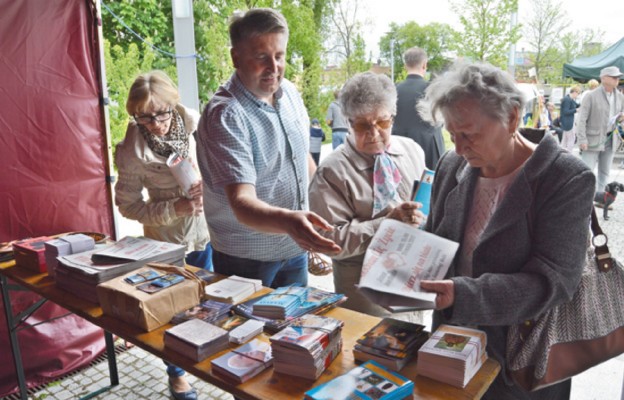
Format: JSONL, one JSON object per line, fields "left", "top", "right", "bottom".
{"left": 134, "top": 110, "right": 173, "bottom": 125}
{"left": 349, "top": 116, "right": 394, "bottom": 133}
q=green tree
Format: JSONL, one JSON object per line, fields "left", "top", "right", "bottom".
{"left": 450, "top": 0, "right": 521, "bottom": 68}
{"left": 379, "top": 21, "right": 455, "bottom": 80}
{"left": 523, "top": 0, "right": 570, "bottom": 81}
{"left": 326, "top": 0, "right": 370, "bottom": 79}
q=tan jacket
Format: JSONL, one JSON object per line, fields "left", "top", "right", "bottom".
{"left": 114, "top": 104, "right": 209, "bottom": 251}
{"left": 309, "top": 134, "right": 426, "bottom": 268}
{"left": 576, "top": 85, "right": 624, "bottom": 149}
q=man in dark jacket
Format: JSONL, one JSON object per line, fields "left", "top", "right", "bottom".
{"left": 559, "top": 85, "right": 581, "bottom": 151}
{"left": 392, "top": 47, "right": 445, "bottom": 169}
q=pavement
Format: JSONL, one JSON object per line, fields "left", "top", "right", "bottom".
{"left": 11, "top": 144, "right": 624, "bottom": 399}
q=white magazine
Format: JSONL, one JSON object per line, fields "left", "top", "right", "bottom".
{"left": 357, "top": 219, "right": 459, "bottom": 311}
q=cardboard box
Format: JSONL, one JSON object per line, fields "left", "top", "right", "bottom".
{"left": 97, "top": 267, "right": 202, "bottom": 332}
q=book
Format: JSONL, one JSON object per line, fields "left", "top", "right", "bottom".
{"left": 228, "top": 319, "right": 265, "bottom": 344}
{"left": 357, "top": 219, "right": 459, "bottom": 311}
{"left": 353, "top": 318, "right": 429, "bottom": 371}
{"left": 411, "top": 169, "right": 434, "bottom": 222}
{"left": 163, "top": 319, "right": 230, "bottom": 362}
{"left": 204, "top": 275, "right": 263, "bottom": 304}
{"left": 232, "top": 287, "right": 346, "bottom": 333}
{"left": 252, "top": 286, "right": 307, "bottom": 319}
{"left": 304, "top": 360, "right": 414, "bottom": 400}
{"left": 211, "top": 339, "right": 273, "bottom": 383}
{"left": 170, "top": 300, "right": 232, "bottom": 325}
{"left": 13, "top": 236, "right": 53, "bottom": 273}
{"left": 270, "top": 314, "right": 344, "bottom": 379}
{"left": 416, "top": 324, "right": 487, "bottom": 388}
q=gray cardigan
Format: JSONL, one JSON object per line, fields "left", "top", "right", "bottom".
{"left": 425, "top": 134, "right": 594, "bottom": 398}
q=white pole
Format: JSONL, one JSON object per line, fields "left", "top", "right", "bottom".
{"left": 390, "top": 39, "right": 395, "bottom": 82}
{"left": 172, "top": 0, "right": 200, "bottom": 112}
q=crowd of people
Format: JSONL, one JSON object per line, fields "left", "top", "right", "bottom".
{"left": 113, "top": 7, "right": 623, "bottom": 400}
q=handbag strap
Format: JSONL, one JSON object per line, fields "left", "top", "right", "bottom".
{"left": 590, "top": 207, "right": 614, "bottom": 273}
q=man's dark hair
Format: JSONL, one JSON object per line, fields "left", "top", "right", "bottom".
{"left": 229, "top": 8, "right": 289, "bottom": 48}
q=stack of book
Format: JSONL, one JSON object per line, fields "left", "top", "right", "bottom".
{"left": 270, "top": 314, "right": 343, "bottom": 380}
{"left": 233, "top": 286, "right": 346, "bottom": 333}
{"left": 55, "top": 236, "right": 185, "bottom": 303}
{"left": 304, "top": 360, "right": 414, "bottom": 400}
{"left": 163, "top": 319, "right": 230, "bottom": 362}
{"left": 170, "top": 300, "right": 232, "bottom": 325}
{"left": 204, "top": 275, "right": 263, "bottom": 304}
{"left": 416, "top": 324, "right": 487, "bottom": 388}
{"left": 353, "top": 318, "right": 429, "bottom": 371}
{"left": 211, "top": 339, "right": 273, "bottom": 383}
{"left": 252, "top": 286, "right": 307, "bottom": 319}
{"left": 13, "top": 236, "right": 52, "bottom": 273}
{"left": 229, "top": 319, "right": 265, "bottom": 344}
{"left": 44, "top": 234, "right": 95, "bottom": 277}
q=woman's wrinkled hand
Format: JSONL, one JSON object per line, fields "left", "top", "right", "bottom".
{"left": 186, "top": 181, "right": 203, "bottom": 199}
{"left": 386, "top": 201, "right": 426, "bottom": 226}
{"left": 420, "top": 280, "right": 455, "bottom": 310}
{"left": 174, "top": 192, "right": 203, "bottom": 217}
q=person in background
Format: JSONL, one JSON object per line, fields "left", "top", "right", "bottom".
{"left": 392, "top": 47, "right": 445, "bottom": 170}
{"left": 309, "top": 72, "right": 427, "bottom": 319}
{"left": 326, "top": 89, "right": 350, "bottom": 149}
{"left": 309, "top": 118, "right": 326, "bottom": 166}
{"left": 544, "top": 101, "right": 562, "bottom": 142}
{"left": 559, "top": 85, "right": 581, "bottom": 151}
{"left": 115, "top": 70, "right": 211, "bottom": 400}
{"left": 576, "top": 66, "right": 624, "bottom": 194}
{"left": 417, "top": 61, "right": 594, "bottom": 399}
{"left": 197, "top": 8, "right": 340, "bottom": 290}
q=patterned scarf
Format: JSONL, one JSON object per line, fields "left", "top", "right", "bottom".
{"left": 139, "top": 108, "right": 190, "bottom": 158}
{"left": 372, "top": 151, "right": 402, "bottom": 217}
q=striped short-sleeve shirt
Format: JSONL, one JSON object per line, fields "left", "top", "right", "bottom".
{"left": 196, "top": 73, "right": 309, "bottom": 261}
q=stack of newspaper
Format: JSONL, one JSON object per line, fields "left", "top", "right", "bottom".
{"left": 416, "top": 324, "right": 487, "bottom": 388}
{"left": 251, "top": 286, "right": 307, "bottom": 319}
{"left": 55, "top": 236, "right": 185, "bottom": 303}
{"left": 353, "top": 318, "right": 428, "bottom": 371}
{"left": 270, "top": 314, "right": 343, "bottom": 380}
{"left": 164, "top": 319, "right": 230, "bottom": 362}
{"left": 204, "top": 275, "right": 263, "bottom": 304}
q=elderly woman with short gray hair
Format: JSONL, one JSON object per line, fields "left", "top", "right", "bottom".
{"left": 418, "top": 62, "right": 594, "bottom": 399}
{"left": 309, "top": 72, "right": 427, "bottom": 317}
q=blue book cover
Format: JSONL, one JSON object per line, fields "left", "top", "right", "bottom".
{"left": 411, "top": 169, "right": 434, "bottom": 219}
{"left": 304, "top": 360, "right": 414, "bottom": 400}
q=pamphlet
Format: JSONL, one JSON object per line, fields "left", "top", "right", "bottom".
{"left": 167, "top": 151, "right": 199, "bottom": 198}
{"left": 411, "top": 169, "right": 434, "bottom": 221}
{"left": 357, "top": 219, "right": 459, "bottom": 311}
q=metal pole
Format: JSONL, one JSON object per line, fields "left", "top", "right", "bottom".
{"left": 508, "top": 11, "right": 518, "bottom": 78}
{"left": 172, "top": 0, "right": 200, "bottom": 112}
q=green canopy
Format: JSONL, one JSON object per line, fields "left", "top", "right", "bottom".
{"left": 563, "top": 37, "right": 624, "bottom": 82}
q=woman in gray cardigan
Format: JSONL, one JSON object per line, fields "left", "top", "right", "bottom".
{"left": 418, "top": 62, "right": 594, "bottom": 399}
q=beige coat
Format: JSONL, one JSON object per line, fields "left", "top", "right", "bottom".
{"left": 309, "top": 134, "right": 426, "bottom": 316}
{"left": 576, "top": 85, "right": 624, "bottom": 150}
{"left": 114, "top": 104, "right": 209, "bottom": 252}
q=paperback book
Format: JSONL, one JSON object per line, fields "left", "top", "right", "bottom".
{"left": 357, "top": 219, "right": 459, "bottom": 311}
{"left": 416, "top": 324, "right": 487, "bottom": 388}
{"left": 163, "top": 319, "right": 230, "bottom": 362}
{"left": 170, "top": 300, "right": 232, "bottom": 325}
{"left": 211, "top": 339, "right": 273, "bottom": 383}
{"left": 252, "top": 285, "right": 307, "bottom": 319}
{"left": 304, "top": 360, "right": 414, "bottom": 400}
{"left": 204, "top": 275, "right": 263, "bottom": 304}
{"left": 353, "top": 318, "right": 428, "bottom": 371}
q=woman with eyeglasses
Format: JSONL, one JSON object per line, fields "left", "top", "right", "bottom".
{"left": 114, "top": 70, "right": 209, "bottom": 400}
{"left": 308, "top": 72, "right": 427, "bottom": 318}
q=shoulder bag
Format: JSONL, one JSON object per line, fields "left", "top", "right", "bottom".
{"left": 506, "top": 208, "right": 624, "bottom": 391}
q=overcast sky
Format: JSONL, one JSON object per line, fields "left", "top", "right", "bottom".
{"left": 360, "top": 0, "right": 623, "bottom": 60}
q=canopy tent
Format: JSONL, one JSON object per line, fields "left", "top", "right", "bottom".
{"left": 563, "top": 37, "right": 624, "bottom": 82}
{"left": 0, "top": 0, "right": 116, "bottom": 396}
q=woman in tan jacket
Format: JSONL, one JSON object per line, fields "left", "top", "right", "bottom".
{"left": 114, "top": 70, "right": 209, "bottom": 400}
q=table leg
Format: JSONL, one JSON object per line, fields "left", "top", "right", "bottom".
{"left": 105, "top": 331, "right": 119, "bottom": 386}
{"left": 0, "top": 274, "right": 29, "bottom": 400}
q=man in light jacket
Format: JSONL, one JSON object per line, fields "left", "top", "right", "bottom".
{"left": 576, "top": 66, "right": 624, "bottom": 193}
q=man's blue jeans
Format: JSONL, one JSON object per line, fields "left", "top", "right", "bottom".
{"left": 332, "top": 130, "right": 348, "bottom": 150}
{"left": 212, "top": 250, "right": 308, "bottom": 288}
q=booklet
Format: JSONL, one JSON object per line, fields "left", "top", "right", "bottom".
{"left": 357, "top": 219, "right": 459, "bottom": 311}
{"left": 411, "top": 168, "right": 434, "bottom": 222}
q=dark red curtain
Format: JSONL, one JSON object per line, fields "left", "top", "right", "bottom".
{"left": 0, "top": 0, "right": 113, "bottom": 395}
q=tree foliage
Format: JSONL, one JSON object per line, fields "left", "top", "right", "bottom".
{"left": 450, "top": 0, "right": 521, "bottom": 68}
{"left": 379, "top": 21, "right": 455, "bottom": 81}
{"left": 326, "top": 0, "right": 370, "bottom": 79}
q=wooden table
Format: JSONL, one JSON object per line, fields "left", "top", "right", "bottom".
{"left": 0, "top": 262, "right": 500, "bottom": 400}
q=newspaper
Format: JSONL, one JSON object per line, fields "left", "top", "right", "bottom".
{"left": 91, "top": 236, "right": 182, "bottom": 263}
{"left": 357, "top": 219, "right": 459, "bottom": 311}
